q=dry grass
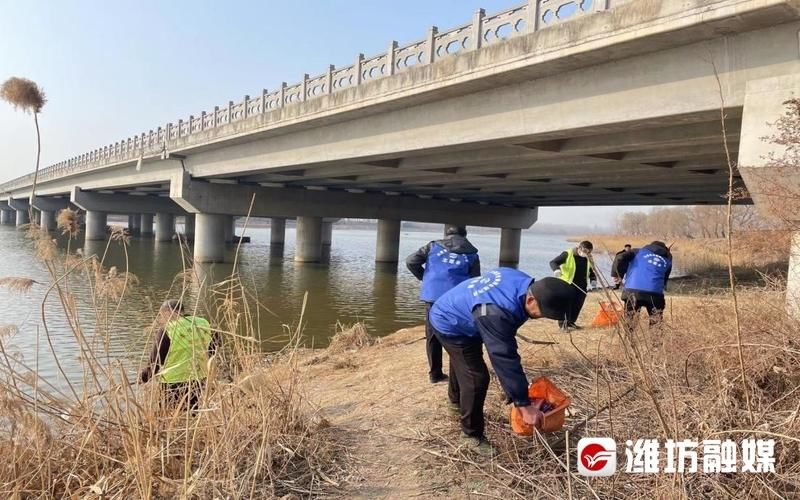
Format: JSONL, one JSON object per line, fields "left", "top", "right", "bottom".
{"left": 0, "top": 218, "right": 345, "bottom": 498}
{"left": 326, "top": 321, "right": 377, "bottom": 354}
{"left": 0, "top": 76, "right": 46, "bottom": 113}
{"left": 415, "top": 287, "right": 800, "bottom": 499}
{"left": 579, "top": 231, "right": 791, "bottom": 282}
{"left": 0, "top": 276, "right": 39, "bottom": 294}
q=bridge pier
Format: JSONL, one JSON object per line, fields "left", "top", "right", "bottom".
{"left": 499, "top": 228, "right": 521, "bottom": 267}
{"left": 184, "top": 214, "right": 195, "bottom": 237}
{"left": 194, "top": 213, "right": 226, "bottom": 263}
{"left": 295, "top": 216, "right": 323, "bottom": 263}
{"left": 0, "top": 210, "right": 12, "bottom": 225}
{"left": 155, "top": 213, "right": 175, "bottom": 242}
{"left": 223, "top": 215, "right": 235, "bottom": 243}
{"left": 15, "top": 210, "right": 29, "bottom": 226}
{"left": 9, "top": 199, "right": 30, "bottom": 226}
{"left": 141, "top": 214, "right": 154, "bottom": 237}
{"left": 270, "top": 218, "right": 286, "bottom": 246}
{"left": 85, "top": 211, "right": 107, "bottom": 241}
{"left": 376, "top": 219, "right": 401, "bottom": 263}
{"left": 738, "top": 75, "right": 800, "bottom": 318}
{"left": 321, "top": 221, "right": 333, "bottom": 247}
{"left": 127, "top": 215, "right": 139, "bottom": 234}
{"left": 40, "top": 211, "right": 57, "bottom": 232}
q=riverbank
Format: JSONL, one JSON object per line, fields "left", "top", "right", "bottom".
{"left": 571, "top": 232, "right": 791, "bottom": 290}
{"left": 2, "top": 224, "right": 798, "bottom": 497}
{"left": 264, "top": 283, "right": 799, "bottom": 498}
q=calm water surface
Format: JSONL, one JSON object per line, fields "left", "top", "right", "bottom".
{"left": 0, "top": 223, "right": 612, "bottom": 388}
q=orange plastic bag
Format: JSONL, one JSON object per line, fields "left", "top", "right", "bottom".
{"left": 510, "top": 376, "right": 571, "bottom": 435}
{"left": 591, "top": 301, "right": 623, "bottom": 328}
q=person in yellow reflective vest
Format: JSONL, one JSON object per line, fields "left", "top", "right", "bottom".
{"left": 549, "top": 240, "right": 596, "bottom": 330}
{"left": 139, "top": 299, "right": 218, "bottom": 409}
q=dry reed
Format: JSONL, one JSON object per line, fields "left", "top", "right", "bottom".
{"left": 0, "top": 214, "right": 345, "bottom": 498}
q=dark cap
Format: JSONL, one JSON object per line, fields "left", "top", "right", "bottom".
{"left": 445, "top": 225, "right": 467, "bottom": 237}
{"left": 578, "top": 240, "right": 593, "bottom": 250}
{"left": 161, "top": 299, "right": 184, "bottom": 314}
{"left": 528, "top": 277, "right": 573, "bottom": 321}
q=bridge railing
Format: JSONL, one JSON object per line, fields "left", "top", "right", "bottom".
{"left": 0, "top": 0, "right": 631, "bottom": 193}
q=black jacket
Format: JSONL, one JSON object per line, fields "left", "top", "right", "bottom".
{"left": 611, "top": 249, "right": 633, "bottom": 279}
{"left": 405, "top": 234, "right": 481, "bottom": 281}
{"left": 549, "top": 249, "right": 596, "bottom": 289}
{"left": 612, "top": 242, "right": 673, "bottom": 292}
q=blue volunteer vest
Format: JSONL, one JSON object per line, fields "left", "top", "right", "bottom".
{"left": 624, "top": 250, "right": 671, "bottom": 294}
{"left": 420, "top": 242, "right": 478, "bottom": 302}
{"left": 429, "top": 268, "right": 533, "bottom": 338}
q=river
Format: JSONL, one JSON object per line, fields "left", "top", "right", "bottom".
{"left": 0, "top": 223, "right": 612, "bottom": 388}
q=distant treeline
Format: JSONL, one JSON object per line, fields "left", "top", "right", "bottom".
{"left": 615, "top": 206, "right": 774, "bottom": 239}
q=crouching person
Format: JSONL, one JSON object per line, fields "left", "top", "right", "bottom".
{"left": 428, "top": 268, "right": 573, "bottom": 455}
{"left": 614, "top": 241, "right": 673, "bottom": 328}
{"left": 139, "top": 299, "right": 218, "bottom": 411}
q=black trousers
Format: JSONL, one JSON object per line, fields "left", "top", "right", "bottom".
{"left": 622, "top": 291, "right": 666, "bottom": 326}
{"left": 560, "top": 285, "right": 587, "bottom": 327}
{"left": 163, "top": 380, "right": 203, "bottom": 411}
{"left": 434, "top": 330, "right": 490, "bottom": 438}
{"left": 425, "top": 302, "right": 444, "bottom": 376}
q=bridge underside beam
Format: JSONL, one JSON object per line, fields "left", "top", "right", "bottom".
{"left": 31, "top": 196, "right": 74, "bottom": 213}
{"left": 170, "top": 173, "right": 537, "bottom": 229}
{"left": 71, "top": 187, "right": 187, "bottom": 215}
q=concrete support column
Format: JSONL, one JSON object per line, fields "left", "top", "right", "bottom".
{"left": 376, "top": 219, "right": 401, "bottom": 263}
{"left": 788, "top": 232, "right": 800, "bottom": 319}
{"left": 40, "top": 211, "right": 56, "bottom": 232}
{"left": 140, "top": 213, "right": 153, "bottom": 237}
{"left": 295, "top": 216, "right": 323, "bottom": 263}
{"left": 321, "top": 221, "right": 333, "bottom": 246}
{"left": 194, "top": 213, "right": 226, "bottom": 263}
{"left": 33, "top": 210, "right": 41, "bottom": 226}
{"left": 499, "top": 228, "right": 522, "bottom": 267}
{"left": 129, "top": 214, "right": 141, "bottom": 234}
{"left": 155, "top": 213, "right": 175, "bottom": 242}
{"left": 270, "top": 218, "right": 286, "bottom": 246}
{"left": 15, "top": 210, "right": 30, "bottom": 226}
{"left": 85, "top": 211, "right": 107, "bottom": 241}
{"left": 224, "top": 215, "right": 235, "bottom": 243}
{"left": 184, "top": 214, "right": 195, "bottom": 237}
{"left": 0, "top": 210, "right": 12, "bottom": 225}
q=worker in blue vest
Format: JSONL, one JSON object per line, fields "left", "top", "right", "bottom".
{"left": 549, "top": 241, "right": 597, "bottom": 330}
{"left": 429, "top": 269, "right": 573, "bottom": 455}
{"left": 613, "top": 241, "right": 673, "bottom": 327}
{"left": 406, "top": 225, "right": 480, "bottom": 383}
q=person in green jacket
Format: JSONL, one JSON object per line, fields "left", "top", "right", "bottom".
{"left": 139, "top": 299, "right": 218, "bottom": 410}
{"left": 549, "top": 241, "right": 597, "bottom": 330}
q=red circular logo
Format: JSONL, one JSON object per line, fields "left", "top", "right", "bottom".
{"left": 581, "top": 443, "right": 612, "bottom": 471}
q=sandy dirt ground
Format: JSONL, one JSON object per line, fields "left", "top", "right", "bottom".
{"left": 297, "top": 292, "right": 639, "bottom": 498}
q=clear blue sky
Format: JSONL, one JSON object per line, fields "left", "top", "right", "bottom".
{"left": 0, "top": 0, "right": 646, "bottom": 228}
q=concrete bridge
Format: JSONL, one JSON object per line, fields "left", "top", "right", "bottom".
{"left": 1, "top": 0, "right": 799, "bottom": 283}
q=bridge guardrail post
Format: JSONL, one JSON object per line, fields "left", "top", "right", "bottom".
{"left": 326, "top": 65, "right": 334, "bottom": 94}
{"left": 528, "top": 0, "right": 541, "bottom": 32}
{"left": 280, "top": 82, "right": 287, "bottom": 108}
{"left": 472, "top": 9, "right": 485, "bottom": 50}
{"left": 301, "top": 75, "right": 309, "bottom": 102}
{"left": 387, "top": 41, "right": 398, "bottom": 75}
{"left": 354, "top": 53, "right": 364, "bottom": 85}
{"left": 426, "top": 26, "right": 438, "bottom": 64}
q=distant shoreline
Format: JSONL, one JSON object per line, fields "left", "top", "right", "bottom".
{"left": 106, "top": 215, "right": 597, "bottom": 237}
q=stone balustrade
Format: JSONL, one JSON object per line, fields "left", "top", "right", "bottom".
{"left": 0, "top": 0, "right": 630, "bottom": 192}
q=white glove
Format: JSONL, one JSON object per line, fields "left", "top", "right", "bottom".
{"left": 553, "top": 270, "right": 562, "bottom": 278}
{"left": 590, "top": 280, "right": 598, "bottom": 289}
